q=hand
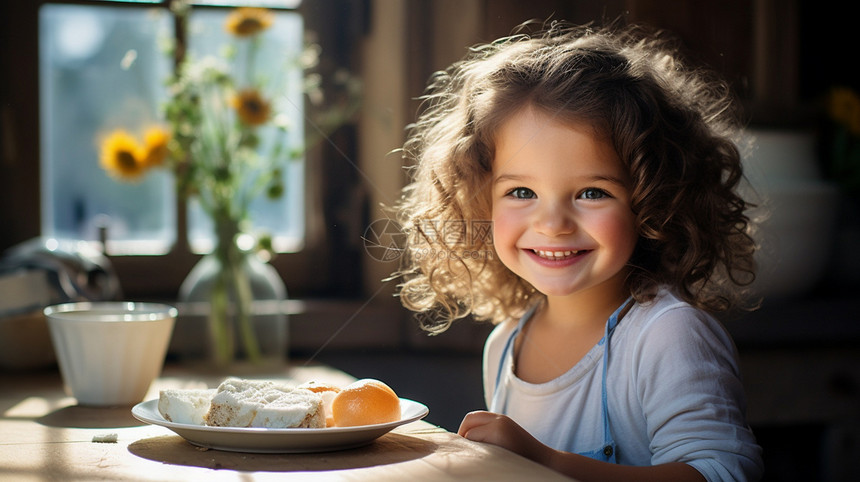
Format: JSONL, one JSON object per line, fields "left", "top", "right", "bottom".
{"left": 457, "top": 410, "right": 551, "bottom": 464}
{"left": 458, "top": 411, "right": 706, "bottom": 481}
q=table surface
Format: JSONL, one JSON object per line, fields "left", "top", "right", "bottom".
{"left": 0, "top": 362, "right": 570, "bottom": 481}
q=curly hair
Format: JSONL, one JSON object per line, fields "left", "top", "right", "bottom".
{"left": 394, "top": 23, "right": 757, "bottom": 333}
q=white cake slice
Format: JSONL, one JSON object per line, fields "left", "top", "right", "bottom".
{"left": 157, "top": 388, "right": 217, "bottom": 425}
{"left": 204, "top": 378, "right": 325, "bottom": 428}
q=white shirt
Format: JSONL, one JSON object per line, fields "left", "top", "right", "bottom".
{"left": 484, "top": 290, "right": 764, "bottom": 481}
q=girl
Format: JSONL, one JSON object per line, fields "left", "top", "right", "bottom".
{"left": 394, "top": 23, "right": 763, "bottom": 481}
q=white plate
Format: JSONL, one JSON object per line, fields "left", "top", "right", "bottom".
{"left": 131, "top": 398, "right": 429, "bottom": 453}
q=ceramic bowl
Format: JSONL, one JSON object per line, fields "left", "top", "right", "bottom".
{"left": 738, "top": 128, "right": 842, "bottom": 299}
{"left": 44, "top": 301, "right": 176, "bottom": 406}
{"left": 738, "top": 128, "right": 823, "bottom": 183}
{"left": 745, "top": 180, "right": 840, "bottom": 299}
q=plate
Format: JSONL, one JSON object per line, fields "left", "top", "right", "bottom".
{"left": 131, "top": 398, "right": 429, "bottom": 453}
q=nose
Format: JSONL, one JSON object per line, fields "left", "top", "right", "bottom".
{"left": 532, "top": 199, "right": 576, "bottom": 236}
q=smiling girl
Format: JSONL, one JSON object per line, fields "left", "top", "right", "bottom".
{"left": 393, "top": 23, "right": 763, "bottom": 481}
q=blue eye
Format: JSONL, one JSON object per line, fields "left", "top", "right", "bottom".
{"left": 580, "top": 188, "right": 609, "bottom": 200}
{"left": 507, "top": 187, "right": 536, "bottom": 199}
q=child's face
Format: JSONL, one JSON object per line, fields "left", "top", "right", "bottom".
{"left": 491, "top": 107, "right": 637, "bottom": 301}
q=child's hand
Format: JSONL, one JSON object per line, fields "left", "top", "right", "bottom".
{"left": 459, "top": 411, "right": 707, "bottom": 481}
{"left": 457, "top": 410, "right": 551, "bottom": 464}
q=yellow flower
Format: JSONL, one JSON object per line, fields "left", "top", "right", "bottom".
{"left": 224, "top": 7, "right": 273, "bottom": 37}
{"left": 142, "top": 126, "right": 171, "bottom": 168}
{"left": 829, "top": 87, "right": 860, "bottom": 134}
{"left": 230, "top": 89, "right": 271, "bottom": 125}
{"left": 100, "top": 130, "right": 146, "bottom": 181}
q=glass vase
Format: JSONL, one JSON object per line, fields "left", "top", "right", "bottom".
{"left": 171, "top": 224, "right": 288, "bottom": 368}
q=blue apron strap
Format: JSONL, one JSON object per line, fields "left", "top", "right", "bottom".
{"left": 490, "top": 303, "right": 539, "bottom": 413}
{"left": 597, "top": 296, "right": 633, "bottom": 461}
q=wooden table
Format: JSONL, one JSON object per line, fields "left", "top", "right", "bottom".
{"left": 0, "top": 363, "right": 570, "bottom": 481}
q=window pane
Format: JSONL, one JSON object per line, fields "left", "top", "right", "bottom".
{"left": 39, "top": 4, "right": 175, "bottom": 255}
{"left": 184, "top": 8, "right": 306, "bottom": 254}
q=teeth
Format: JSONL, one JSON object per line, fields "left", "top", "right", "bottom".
{"left": 535, "top": 249, "right": 579, "bottom": 259}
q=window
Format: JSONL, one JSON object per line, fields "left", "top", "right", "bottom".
{"left": 39, "top": 1, "right": 305, "bottom": 256}
{"left": 2, "top": 0, "right": 367, "bottom": 300}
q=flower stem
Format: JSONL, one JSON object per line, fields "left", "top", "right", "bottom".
{"left": 232, "top": 256, "right": 261, "bottom": 362}
{"left": 209, "top": 266, "right": 233, "bottom": 366}
{"left": 211, "top": 215, "right": 262, "bottom": 365}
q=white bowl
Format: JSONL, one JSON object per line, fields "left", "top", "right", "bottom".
{"left": 44, "top": 302, "right": 176, "bottom": 406}
{"left": 745, "top": 180, "right": 840, "bottom": 299}
{"left": 738, "top": 128, "right": 823, "bottom": 183}
{"left": 737, "top": 128, "right": 842, "bottom": 299}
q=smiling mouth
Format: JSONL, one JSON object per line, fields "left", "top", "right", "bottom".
{"left": 532, "top": 249, "right": 582, "bottom": 261}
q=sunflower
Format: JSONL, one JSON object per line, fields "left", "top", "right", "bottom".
{"left": 828, "top": 87, "right": 860, "bottom": 130}
{"left": 230, "top": 89, "right": 271, "bottom": 125}
{"left": 829, "top": 87, "right": 860, "bottom": 135}
{"left": 224, "top": 7, "right": 274, "bottom": 37}
{"left": 100, "top": 130, "right": 146, "bottom": 181}
{"left": 142, "top": 126, "right": 171, "bottom": 168}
